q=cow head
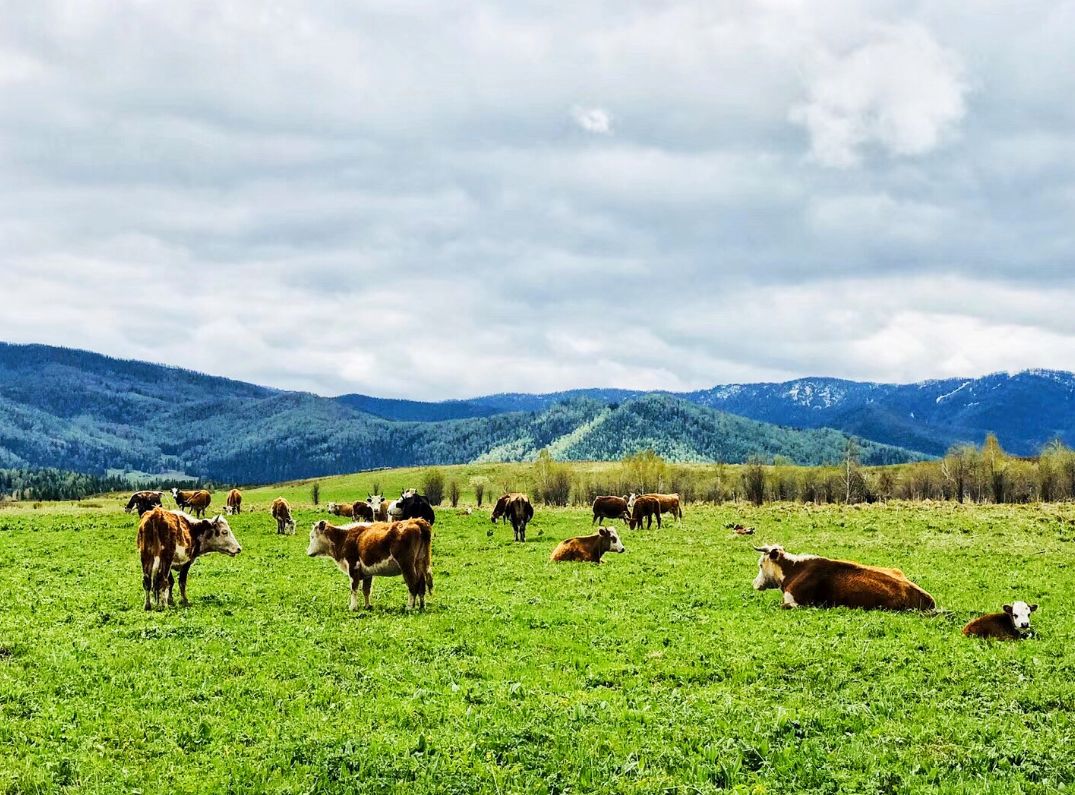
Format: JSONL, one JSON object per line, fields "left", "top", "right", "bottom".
{"left": 307, "top": 520, "right": 333, "bottom": 557}
{"left": 171, "top": 487, "right": 180, "bottom": 500}
{"left": 626, "top": 493, "right": 639, "bottom": 511}
{"left": 202, "top": 515, "right": 241, "bottom": 557}
{"left": 599, "top": 526, "right": 625, "bottom": 553}
{"left": 752, "top": 545, "right": 785, "bottom": 590}
{"left": 1004, "top": 601, "right": 1038, "bottom": 631}
{"left": 367, "top": 494, "right": 384, "bottom": 510}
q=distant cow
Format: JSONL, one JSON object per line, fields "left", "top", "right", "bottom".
{"left": 628, "top": 492, "right": 682, "bottom": 520}
{"left": 550, "top": 527, "right": 626, "bottom": 563}
{"left": 591, "top": 495, "right": 630, "bottom": 526}
{"left": 629, "top": 495, "right": 662, "bottom": 530}
{"left": 963, "top": 602, "right": 1038, "bottom": 640}
{"left": 492, "top": 493, "right": 534, "bottom": 542}
{"left": 225, "top": 489, "right": 242, "bottom": 515}
{"left": 137, "top": 508, "right": 241, "bottom": 610}
{"left": 125, "top": 491, "right": 163, "bottom": 516}
{"left": 326, "top": 502, "right": 354, "bottom": 518}
{"left": 751, "top": 545, "right": 936, "bottom": 610}
{"left": 366, "top": 494, "right": 388, "bottom": 521}
{"left": 351, "top": 500, "right": 375, "bottom": 521}
{"left": 172, "top": 488, "right": 212, "bottom": 518}
{"left": 307, "top": 519, "right": 433, "bottom": 610}
{"left": 396, "top": 492, "right": 436, "bottom": 525}
{"left": 271, "top": 497, "right": 296, "bottom": 535}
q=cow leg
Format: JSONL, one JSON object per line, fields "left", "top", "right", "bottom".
{"left": 177, "top": 562, "right": 193, "bottom": 606}
{"left": 142, "top": 561, "right": 153, "bottom": 611}
{"left": 519, "top": 521, "right": 526, "bottom": 543}
{"left": 592, "top": 513, "right": 599, "bottom": 525}
{"left": 166, "top": 572, "right": 176, "bottom": 606}
{"left": 362, "top": 577, "right": 373, "bottom": 610}
{"left": 656, "top": 512, "right": 662, "bottom": 529}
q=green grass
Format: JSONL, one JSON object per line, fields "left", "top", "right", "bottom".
{"left": 1, "top": 482, "right": 1074, "bottom": 793}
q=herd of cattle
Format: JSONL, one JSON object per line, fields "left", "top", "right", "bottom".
{"left": 121, "top": 487, "right": 1038, "bottom": 641}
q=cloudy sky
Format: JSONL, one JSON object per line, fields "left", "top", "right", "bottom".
{"left": 1, "top": 2, "right": 1074, "bottom": 399}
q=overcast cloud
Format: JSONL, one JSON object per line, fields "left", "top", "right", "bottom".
{"left": 1, "top": 1, "right": 1074, "bottom": 399}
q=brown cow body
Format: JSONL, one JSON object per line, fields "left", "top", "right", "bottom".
{"left": 271, "top": 497, "right": 296, "bottom": 535}
{"left": 491, "top": 493, "right": 534, "bottom": 542}
{"left": 550, "top": 527, "right": 626, "bottom": 563}
{"left": 172, "top": 488, "right": 212, "bottom": 518}
{"left": 591, "top": 496, "right": 630, "bottom": 525}
{"left": 963, "top": 602, "right": 1037, "bottom": 640}
{"left": 225, "top": 489, "right": 242, "bottom": 515}
{"left": 630, "top": 495, "right": 662, "bottom": 530}
{"left": 307, "top": 519, "right": 433, "bottom": 610}
{"left": 136, "top": 508, "right": 241, "bottom": 610}
{"left": 628, "top": 492, "right": 682, "bottom": 520}
{"left": 752, "top": 545, "right": 935, "bottom": 610}
{"left": 327, "top": 502, "right": 354, "bottom": 518}
{"left": 351, "top": 501, "right": 375, "bottom": 521}
{"left": 125, "top": 491, "right": 163, "bottom": 516}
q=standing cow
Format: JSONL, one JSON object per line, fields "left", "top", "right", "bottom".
{"left": 591, "top": 495, "right": 631, "bottom": 526}
{"left": 491, "top": 493, "right": 534, "bottom": 542}
{"left": 397, "top": 492, "right": 436, "bottom": 525}
{"left": 366, "top": 495, "right": 388, "bottom": 521}
{"left": 225, "top": 489, "right": 242, "bottom": 515}
{"left": 271, "top": 497, "right": 296, "bottom": 535}
{"left": 137, "top": 508, "right": 241, "bottom": 610}
{"left": 172, "top": 488, "right": 212, "bottom": 518}
{"left": 627, "top": 492, "right": 682, "bottom": 521}
{"left": 351, "top": 500, "right": 375, "bottom": 521}
{"left": 326, "top": 502, "right": 354, "bottom": 518}
{"left": 125, "top": 491, "right": 163, "bottom": 516}
{"left": 629, "top": 495, "right": 662, "bottom": 530}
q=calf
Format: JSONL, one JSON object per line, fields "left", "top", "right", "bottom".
{"left": 963, "top": 602, "right": 1037, "bottom": 640}
{"left": 172, "top": 488, "right": 212, "bottom": 518}
{"left": 351, "top": 500, "right": 375, "bottom": 521}
{"left": 550, "top": 527, "right": 626, "bottom": 563}
{"left": 751, "top": 545, "right": 935, "bottom": 610}
{"left": 137, "top": 508, "right": 241, "bottom": 610}
{"left": 225, "top": 489, "right": 242, "bottom": 515}
{"left": 125, "top": 490, "right": 163, "bottom": 516}
{"left": 271, "top": 497, "right": 296, "bottom": 535}
{"left": 307, "top": 519, "right": 433, "bottom": 610}
{"left": 591, "top": 495, "right": 631, "bottom": 526}
{"left": 629, "top": 495, "right": 662, "bottom": 530}
{"left": 492, "top": 493, "right": 534, "bottom": 542}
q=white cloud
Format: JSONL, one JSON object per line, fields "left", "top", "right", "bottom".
{"left": 572, "top": 105, "right": 613, "bottom": 134}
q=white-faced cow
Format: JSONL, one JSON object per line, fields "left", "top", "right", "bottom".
{"left": 366, "top": 494, "right": 388, "bottom": 521}
{"left": 225, "top": 489, "right": 242, "bottom": 515}
{"left": 550, "top": 527, "right": 626, "bottom": 563}
{"left": 963, "top": 602, "right": 1038, "bottom": 640}
{"left": 271, "top": 497, "right": 296, "bottom": 535}
{"left": 751, "top": 545, "right": 936, "bottom": 611}
{"left": 125, "top": 491, "right": 163, "bottom": 516}
{"left": 307, "top": 519, "right": 433, "bottom": 610}
{"left": 172, "top": 488, "right": 212, "bottom": 518}
{"left": 491, "top": 493, "right": 534, "bottom": 542}
{"left": 591, "top": 495, "right": 631, "bottom": 526}
{"left": 137, "top": 508, "right": 241, "bottom": 610}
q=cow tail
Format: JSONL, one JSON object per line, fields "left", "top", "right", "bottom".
{"left": 416, "top": 521, "right": 433, "bottom": 595}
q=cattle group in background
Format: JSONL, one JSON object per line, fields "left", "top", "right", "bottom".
{"left": 491, "top": 493, "right": 534, "bottom": 542}
{"left": 751, "top": 545, "right": 936, "bottom": 611}
{"left": 125, "top": 490, "right": 163, "bottom": 516}
{"left": 351, "top": 500, "right": 375, "bottom": 521}
{"left": 550, "top": 527, "right": 625, "bottom": 563}
{"left": 627, "top": 492, "right": 683, "bottom": 521}
{"left": 137, "top": 508, "right": 241, "bottom": 610}
{"left": 225, "top": 489, "right": 242, "bottom": 515}
{"left": 963, "top": 602, "right": 1037, "bottom": 640}
{"left": 172, "top": 488, "right": 212, "bottom": 518}
{"left": 396, "top": 491, "right": 436, "bottom": 524}
{"left": 271, "top": 497, "right": 296, "bottom": 535}
{"left": 307, "top": 518, "right": 433, "bottom": 610}
{"left": 629, "top": 495, "right": 662, "bottom": 530}
{"left": 591, "top": 495, "right": 631, "bottom": 526}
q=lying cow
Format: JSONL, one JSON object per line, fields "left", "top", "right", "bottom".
{"left": 629, "top": 495, "right": 662, "bottom": 530}
{"left": 963, "top": 602, "right": 1038, "bottom": 640}
{"left": 326, "top": 502, "right": 354, "bottom": 518}
{"left": 307, "top": 519, "right": 433, "bottom": 610}
{"left": 351, "top": 500, "right": 375, "bottom": 521}
{"left": 225, "top": 489, "right": 242, "bottom": 515}
{"left": 491, "top": 493, "right": 533, "bottom": 542}
{"left": 172, "top": 488, "right": 212, "bottom": 518}
{"left": 550, "top": 527, "right": 626, "bottom": 563}
{"left": 591, "top": 495, "right": 630, "bottom": 526}
{"left": 751, "top": 545, "right": 936, "bottom": 610}
{"left": 125, "top": 490, "right": 163, "bottom": 516}
{"left": 137, "top": 507, "right": 241, "bottom": 610}
{"left": 271, "top": 497, "right": 296, "bottom": 535}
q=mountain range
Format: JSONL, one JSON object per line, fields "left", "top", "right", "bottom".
{"left": 2, "top": 342, "right": 1072, "bottom": 483}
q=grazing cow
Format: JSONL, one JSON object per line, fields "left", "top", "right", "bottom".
{"left": 172, "top": 488, "right": 212, "bottom": 518}
{"left": 963, "top": 602, "right": 1038, "bottom": 640}
{"left": 137, "top": 508, "right": 241, "bottom": 610}
{"left": 271, "top": 497, "right": 296, "bottom": 535}
{"left": 397, "top": 492, "right": 436, "bottom": 525}
{"left": 366, "top": 494, "right": 388, "bottom": 521}
{"left": 307, "top": 519, "right": 433, "bottom": 610}
{"left": 629, "top": 495, "right": 662, "bottom": 530}
{"left": 550, "top": 527, "right": 626, "bottom": 563}
{"left": 125, "top": 490, "right": 163, "bottom": 516}
{"left": 326, "top": 502, "right": 354, "bottom": 518}
{"left": 751, "top": 545, "right": 936, "bottom": 611}
{"left": 225, "top": 489, "right": 242, "bottom": 515}
{"left": 591, "top": 495, "right": 631, "bottom": 526}
{"left": 351, "top": 500, "right": 375, "bottom": 521}
{"left": 491, "top": 493, "right": 534, "bottom": 541}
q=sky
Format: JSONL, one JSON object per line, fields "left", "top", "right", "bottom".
{"left": 1, "top": 1, "right": 1074, "bottom": 400}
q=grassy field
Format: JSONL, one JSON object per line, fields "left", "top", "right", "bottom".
{"left": 1, "top": 474, "right": 1074, "bottom": 793}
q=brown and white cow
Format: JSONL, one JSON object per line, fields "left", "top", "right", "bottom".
{"left": 306, "top": 519, "right": 433, "bottom": 610}
{"left": 225, "top": 489, "right": 242, "bottom": 515}
{"left": 366, "top": 494, "right": 389, "bottom": 521}
{"left": 591, "top": 495, "right": 631, "bottom": 526}
{"left": 326, "top": 502, "right": 354, "bottom": 518}
{"left": 751, "top": 545, "right": 936, "bottom": 610}
{"left": 137, "top": 507, "right": 241, "bottom": 610}
{"left": 172, "top": 488, "right": 212, "bottom": 518}
{"left": 963, "top": 602, "right": 1037, "bottom": 640}
{"left": 629, "top": 495, "right": 662, "bottom": 530}
{"left": 271, "top": 497, "right": 296, "bottom": 535}
{"left": 550, "top": 527, "right": 626, "bottom": 563}
{"left": 491, "top": 493, "right": 534, "bottom": 542}
{"left": 125, "top": 490, "right": 163, "bottom": 516}
{"left": 351, "top": 500, "right": 375, "bottom": 521}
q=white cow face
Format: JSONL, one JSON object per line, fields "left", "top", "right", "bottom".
{"left": 626, "top": 493, "right": 639, "bottom": 511}
{"left": 367, "top": 494, "right": 384, "bottom": 511}
{"left": 599, "top": 527, "right": 625, "bottom": 553}
{"left": 752, "top": 546, "right": 784, "bottom": 590}
{"left": 1004, "top": 601, "right": 1038, "bottom": 630}
{"left": 202, "top": 516, "right": 242, "bottom": 557}
{"left": 307, "top": 521, "right": 333, "bottom": 557}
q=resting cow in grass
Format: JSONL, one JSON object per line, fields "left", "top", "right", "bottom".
{"left": 125, "top": 491, "right": 163, "bottom": 516}
{"left": 137, "top": 508, "right": 241, "bottom": 610}
{"left": 751, "top": 545, "right": 936, "bottom": 610}
{"left": 306, "top": 519, "right": 433, "bottom": 610}
{"left": 591, "top": 496, "right": 631, "bottom": 526}
{"left": 963, "top": 602, "right": 1037, "bottom": 640}
{"left": 492, "top": 493, "right": 534, "bottom": 542}
{"left": 271, "top": 497, "right": 296, "bottom": 535}
{"left": 550, "top": 527, "right": 625, "bottom": 563}
{"left": 225, "top": 489, "right": 242, "bottom": 515}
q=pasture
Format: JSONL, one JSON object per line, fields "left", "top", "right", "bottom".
{"left": 1, "top": 483, "right": 1073, "bottom": 793}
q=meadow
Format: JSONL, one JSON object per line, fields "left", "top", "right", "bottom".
{"left": 1, "top": 468, "right": 1074, "bottom": 793}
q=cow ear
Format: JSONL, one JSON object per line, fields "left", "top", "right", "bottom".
{"left": 769, "top": 549, "right": 781, "bottom": 561}
{"left": 1030, "top": 604, "right": 1038, "bottom": 612}
{"left": 599, "top": 527, "right": 609, "bottom": 537}
{"left": 1003, "top": 604, "right": 1013, "bottom": 614}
